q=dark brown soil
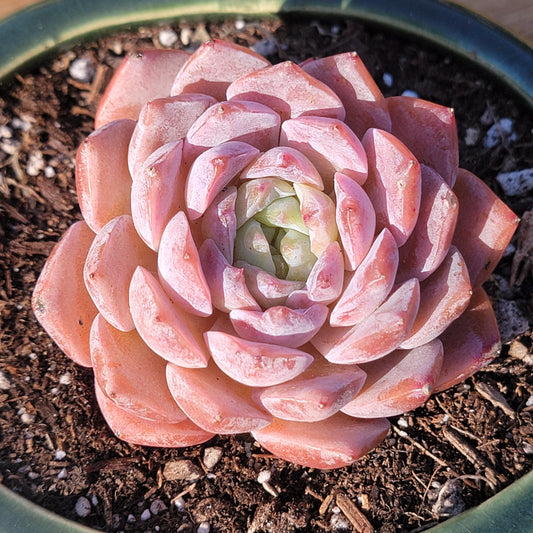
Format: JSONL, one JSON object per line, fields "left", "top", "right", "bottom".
{"left": 0, "top": 15, "right": 532, "bottom": 533}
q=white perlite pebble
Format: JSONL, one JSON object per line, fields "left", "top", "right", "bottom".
{"left": 150, "top": 499, "right": 168, "bottom": 515}
{"left": 484, "top": 117, "right": 517, "bottom": 148}
{"left": 69, "top": 57, "right": 96, "bottom": 83}
{"left": 401, "top": 89, "right": 419, "bottom": 98}
{"left": 257, "top": 470, "right": 271, "bottom": 484}
{"left": 251, "top": 39, "right": 277, "bottom": 57}
{"left": 464, "top": 127, "right": 480, "bottom": 146}
{"left": 26, "top": 151, "right": 45, "bottom": 176}
{"left": 57, "top": 468, "right": 68, "bottom": 479}
{"left": 203, "top": 446, "right": 223, "bottom": 469}
{"left": 197, "top": 522, "right": 211, "bottom": 533}
{"left": 235, "top": 18, "right": 246, "bottom": 30}
{"left": 140, "top": 508, "right": 151, "bottom": 521}
{"left": 74, "top": 496, "right": 92, "bottom": 517}
{"left": 159, "top": 29, "right": 179, "bottom": 47}
{"left": 382, "top": 72, "right": 393, "bottom": 87}
{"left": 0, "top": 370, "right": 11, "bottom": 390}
{"left": 496, "top": 168, "right": 533, "bottom": 197}
{"left": 59, "top": 372, "right": 72, "bottom": 385}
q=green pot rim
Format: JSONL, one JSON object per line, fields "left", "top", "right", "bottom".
{"left": 0, "top": 1, "right": 532, "bottom": 532}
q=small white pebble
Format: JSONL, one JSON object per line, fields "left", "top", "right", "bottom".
{"left": 397, "top": 429, "right": 408, "bottom": 437}
{"left": 197, "top": 522, "right": 211, "bottom": 533}
{"left": 55, "top": 449, "right": 66, "bottom": 460}
{"left": 20, "top": 412, "right": 36, "bottom": 424}
{"left": 203, "top": 446, "right": 223, "bottom": 470}
{"left": 235, "top": 18, "right": 246, "bottom": 30}
{"left": 401, "top": 89, "right": 419, "bottom": 98}
{"left": 27, "top": 471, "right": 40, "bottom": 480}
{"left": 158, "top": 28, "right": 179, "bottom": 47}
{"left": 127, "top": 514, "right": 136, "bottom": 523}
{"left": 484, "top": 118, "right": 517, "bottom": 148}
{"left": 441, "top": 414, "right": 450, "bottom": 424}
{"left": 44, "top": 165, "right": 56, "bottom": 178}
{"left": 331, "top": 24, "right": 341, "bottom": 35}
{"left": 173, "top": 496, "right": 186, "bottom": 511}
{"left": 257, "top": 470, "right": 271, "bottom": 484}
{"left": 0, "top": 370, "right": 11, "bottom": 390}
{"left": 526, "top": 396, "right": 533, "bottom": 407}
{"left": 496, "top": 168, "right": 533, "bottom": 197}
{"left": 150, "top": 499, "right": 168, "bottom": 515}
{"left": 90, "top": 494, "right": 99, "bottom": 507}
{"left": 59, "top": 372, "right": 72, "bottom": 385}
{"left": 75, "top": 496, "right": 92, "bottom": 517}
{"left": 180, "top": 27, "right": 193, "bottom": 46}
{"left": 0, "top": 139, "right": 19, "bottom": 154}
{"left": 382, "top": 72, "right": 393, "bottom": 87}
{"left": 523, "top": 442, "right": 533, "bottom": 455}
{"left": 464, "top": 127, "right": 480, "bottom": 146}
{"left": 0, "top": 125, "right": 12, "bottom": 138}
{"left": 140, "top": 508, "right": 151, "bottom": 521}
{"left": 251, "top": 39, "right": 277, "bottom": 57}
{"left": 26, "top": 151, "right": 45, "bottom": 176}
{"left": 12, "top": 117, "right": 31, "bottom": 131}
{"left": 69, "top": 57, "right": 96, "bottom": 83}
{"left": 57, "top": 468, "right": 68, "bottom": 480}
{"left": 397, "top": 417, "right": 409, "bottom": 428}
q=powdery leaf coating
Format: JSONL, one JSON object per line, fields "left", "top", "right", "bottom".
{"left": 33, "top": 39, "right": 519, "bottom": 470}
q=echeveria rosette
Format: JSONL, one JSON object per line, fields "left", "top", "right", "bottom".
{"left": 32, "top": 41, "right": 519, "bottom": 470}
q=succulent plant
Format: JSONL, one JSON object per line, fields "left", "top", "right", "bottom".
{"left": 32, "top": 40, "right": 519, "bottom": 469}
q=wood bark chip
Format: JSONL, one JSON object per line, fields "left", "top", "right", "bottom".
{"left": 336, "top": 492, "right": 374, "bottom": 533}
{"left": 475, "top": 381, "right": 515, "bottom": 417}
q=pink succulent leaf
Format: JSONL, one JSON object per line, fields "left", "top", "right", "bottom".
{"left": 227, "top": 61, "right": 346, "bottom": 122}
{"left": 166, "top": 361, "right": 272, "bottom": 434}
{"left": 280, "top": 116, "right": 367, "bottom": 192}
{"left": 128, "top": 93, "right": 216, "bottom": 178}
{"left": 334, "top": 171, "right": 376, "bottom": 271}
{"left": 204, "top": 329, "right": 314, "bottom": 386}
{"left": 238, "top": 261, "right": 305, "bottom": 308}
{"left": 76, "top": 118, "right": 135, "bottom": 233}
{"left": 131, "top": 140, "right": 184, "bottom": 251}
{"left": 158, "top": 211, "right": 212, "bottom": 317}
{"left": 301, "top": 51, "right": 391, "bottom": 137}
{"left": 84, "top": 214, "right": 157, "bottom": 332}
{"left": 362, "top": 127, "right": 422, "bottom": 247}
{"left": 199, "top": 239, "right": 261, "bottom": 313}
{"left": 252, "top": 414, "right": 390, "bottom": 469}
{"left": 184, "top": 100, "right": 280, "bottom": 163}
{"left": 293, "top": 182, "right": 338, "bottom": 258}
{"left": 201, "top": 186, "right": 237, "bottom": 264}
{"left": 341, "top": 338, "right": 444, "bottom": 418}
{"left": 90, "top": 314, "right": 187, "bottom": 423}
{"left": 435, "top": 287, "right": 501, "bottom": 392}
{"left": 306, "top": 241, "right": 345, "bottom": 305}
{"left": 397, "top": 164, "right": 459, "bottom": 283}
{"left": 95, "top": 49, "right": 191, "bottom": 128}
{"left": 32, "top": 221, "right": 97, "bottom": 367}
{"left": 240, "top": 146, "right": 324, "bottom": 190}
{"left": 387, "top": 95, "right": 458, "bottom": 186}
{"left": 330, "top": 228, "right": 399, "bottom": 327}
{"left": 451, "top": 168, "right": 520, "bottom": 287}
{"left": 254, "top": 358, "right": 367, "bottom": 422}
{"left": 170, "top": 39, "right": 271, "bottom": 101}
{"left": 312, "top": 277, "right": 420, "bottom": 364}
{"left": 285, "top": 288, "right": 316, "bottom": 310}
{"left": 230, "top": 304, "right": 329, "bottom": 348}
{"left": 94, "top": 381, "right": 214, "bottom": 447}
{"left": 185, "top": 140, "right": 260, "bottom": 220}
{"left": 129, "top": 266, "right": 211, "bottom": 368}
{"left": 400, "top": 246, "right": 472, "bottom": 349}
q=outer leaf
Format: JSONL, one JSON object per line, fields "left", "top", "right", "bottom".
{"left": 32, "top": 221, "right": 97, "bottom": 367}
{"left": 227, "top": 60, "right": 345, "bottom": 121}
{"left": 301, "top": 51, "right": 391, "bottom": 137}
{"left": 84, "top": 214, "right": 157, "bottom": 332}
{"left": 170, "top": 39, "right": 270, "bottom": 101}
{"left": 166, "top": 361, "right": 272, "bottom": 434}
{"left": 76, "top": 118, "right": 135, "bottom": 233}
{"left": 94, "top": 381, "right": 213, "bottom": 448}
{"left": 90, "top": 314, "right": 186, "bottom": 423}
{"left": 388, "top": 95, "right": 458, "bottom": 187}
{"left": 95, "top": 49, "right": 191, "bottom": 128}
{"left": 452, "top": 168, "right": 519, "bottom": 287}
{"left": 252, "top": 414, "right": 390, "bottom": 469}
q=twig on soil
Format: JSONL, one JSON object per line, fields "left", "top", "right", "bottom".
{"left": 391, "top": 425, "right": 450, "bottom": 468}
{"left": 475, "top": 381, "right": 515, "bottom": 417}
